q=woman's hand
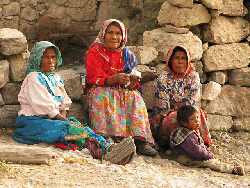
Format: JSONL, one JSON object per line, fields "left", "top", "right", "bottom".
{"left": 127, "top": 75, "right": 141, "bottom": 90}
{"left": 53, "top": 110, "right": 69, "bottom": 122}
{"left": 105, "top": 73, "right": 130, "bottom": 86}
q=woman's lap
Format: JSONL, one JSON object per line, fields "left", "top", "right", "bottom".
{"left": 85, "top": 87, "right": 154, "bottom": 145}
{"left": 13, "top": 116, "right": 70, "bottom": 144}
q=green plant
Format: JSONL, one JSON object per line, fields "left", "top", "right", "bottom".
{"left": 0, "top": 159, "right": 12, "bottom": 172}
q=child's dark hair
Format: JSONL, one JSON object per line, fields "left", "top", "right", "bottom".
{"left": 177, "top": 105, "right": 198, "bottom": 125}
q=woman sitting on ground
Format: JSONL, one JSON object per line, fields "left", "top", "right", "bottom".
{"left": 13, "top": 41, "right": 135, "bottom": 165}
{"left": 85, "top": 19, "right": 157, "bottom": 156}
{"left": 150, "top": 45, "right": 212, "bottom": 148}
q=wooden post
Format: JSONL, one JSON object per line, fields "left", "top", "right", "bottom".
{"left": 0, "top": 144, "right": 52, "bottom": 165}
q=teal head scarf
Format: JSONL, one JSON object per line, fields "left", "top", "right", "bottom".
{"left": 26, "top": 41, "right": 62, "bottom": 75}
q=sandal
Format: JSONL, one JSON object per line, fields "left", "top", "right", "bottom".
{"left": 104, "top": 137, "right": 136, "bottom": 165}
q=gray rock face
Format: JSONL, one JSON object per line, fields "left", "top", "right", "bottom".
{"left": 140, "top": 80, "right": 155, "bottom": 110}
{"left": 0, "top": 105, "right": 20, "bottom": 128}
{"left": 228, "top": 68, "right": 250, "bottom": 87}
{"left": 7, "top": 52, "right": 29, "bottom": 82}
{"left": 143, "top": 28, "right": 203, "bottom": 61}
{"left": 0, "top": 60, "right": 9, "bottom": 88}
{"left": 202, "top": 16, "right": 250, "bottom": 44}
{"left": 203, "top": 43, "right": 250, "bottom": 72}
{"left": 204, "top": 85, "right": 250, "bottom": 117}
{"left": 67, "top": 102, "right": 88, "bottom": 124}
{"left": 157, "top": 2, "right": 211, "bottom": 27}
{"left": 207, "top": 114, "right": 232, "bottom": 131}
{"left": 1, "top": 82, "right": 22, "bottom": 105}
{"left": 57, "top": 69, "right": 84, "bottom": 102}
{"left": 136, "top": 65, "right": 158, "bottom": 84}
{"left": 0, "top": 28, "right": 27, "bottom": 56}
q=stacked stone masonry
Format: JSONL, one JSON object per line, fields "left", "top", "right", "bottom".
{"left": 0, "top": 0, "right": 250, "bottom": 132}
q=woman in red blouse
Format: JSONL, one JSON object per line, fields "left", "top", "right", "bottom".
{"left": 85, "top": 19, "right": 157, "bottom": 156}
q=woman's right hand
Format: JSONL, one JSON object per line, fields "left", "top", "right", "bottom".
{"left": 105, "top": 73, "right": 130, "bottom": 86}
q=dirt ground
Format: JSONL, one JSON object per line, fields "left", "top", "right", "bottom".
{"left": 0, "top": 129, "right": 249, "bottom": 188}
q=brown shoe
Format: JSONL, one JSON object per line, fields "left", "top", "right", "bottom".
{"left": 104, "top": 137, "right": 136, "bottom": 165}
{"left": 135, "top": 139, "right": 157, "bottom": 156}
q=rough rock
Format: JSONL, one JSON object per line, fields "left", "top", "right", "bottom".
{"left": 143, "top": 28, "right": 203, "bottom": 61}
{"left": 136, "top": 65, "right": 158, "bottom": 83}
{"left": 192, "top": 61, "right": 203, "bottom": 79}
{"left": 46, "top": 3, "right": 66, "bottom": 19}
{"left": 0, "top": 0, "right": 10, "bottom": 5}
{"left": 207, "top": 114, "right": 232, "bottom": 131}
{"left": 67, "top": 102, "right": 88, "bottom": 124}
{"left": 0, "top": 105, "right": 20, "bottom": 128}
{"left": 228, "top": 68, "right": 250, "bottom": 87}
{"left": 140, "top": 80, "right": 155, "bottom": 110}
{"left": 127, "top": 46, "right": 158, "bottom": 65}
{"left": 20, "top": 0, "right": 38, "bottom": 5}
{"left": 203, "top": 43, "right": 250, "bottom": 72}
{"left": 66, "top": 7, "right": 96, "bottom": 22}
{"left": 157, "top": 2, "right": 211, "bottom": 27}
{"left": 1, "top": 82, "right": 22, "bottom": 105}
{"left": 200, "top": 0, "right": 224, "bottom": 10}
{"left": 233, "top": 117, "right": 250, "bottom": 132}
{"left": 202, "top": 81, "right": 221, "bottom": 100}
{"left": 202, "top": 16, "right": 250, "bottom": 44}
{"left": 3, "top": 16, "right": 19, "bottom": 29}
{"left": 65, "top": 0, "right": 95, "bottom": 8}
{"left": 166, "top": 0, "right": 193, "bottom": 8}
{"left": 0, "top": 93, "right": 4, "bottom": 106}
{"left": 19, "top": 19, "right": 38, "bottom": 41}
{"left": 219, "top": 0, "right": 247, "bottom": 17}
{"left": 0, "top": 28, "right": 27, "bottom": 56}
{"left": 7, "top": 52, "right": 29, "bottom": 82}
{"left": 2, "top": 2, "right": 20, "bottom": 17}
{"left": 155, "top": 63, "right": 166, "bottom": 75}
{"left": 164, "top": 25, "right": 189, "bottom": 34}
{"left": 20, "top": 6, "right": 39, "bottom": 21}
{"left": 0, "top": 60, "right": 9, "bottom": 88}
{"left": 57, "top": 69, "right": 84, "bottom": 101}
{"left": 232, "top": 119, "right": 244, "bottom": 132}
{"left": 203, "top": 85, "right": 250, "bottom": 117}
{"left": 209, "top": 71, "right": 227, "bottom": 85}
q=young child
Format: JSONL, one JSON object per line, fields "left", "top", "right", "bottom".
{"left": 170, "top": 105, "right": 245, "bottom": 176}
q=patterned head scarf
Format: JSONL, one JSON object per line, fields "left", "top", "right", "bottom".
{"left": 93, "top": 19, "right": 127, "bottom": 51}
{"left": 165, "top": 45, "right": 195, "bottom": 78}
{"left": 26, "top": 41, "right": 62, "bottom": 75}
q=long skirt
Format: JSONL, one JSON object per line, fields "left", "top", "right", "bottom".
{"left": 85, "top": 87, "right": 155, "bottom": 146}
{"left": 150, "top": 109, "right": 212, "bottom": 147}
{"left": 13, "top": 116, "right": 110, "bottom": 159}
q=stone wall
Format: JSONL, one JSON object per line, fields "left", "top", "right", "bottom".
{"left": 0, "top": 0, "right": 250, "bottom": 133}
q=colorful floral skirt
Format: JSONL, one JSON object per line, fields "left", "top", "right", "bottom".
{"left": 150, "top": 109, "right": 212, "bottom": 147}
{"left": 85, "top": 87, "right": 155, "bottom": 146}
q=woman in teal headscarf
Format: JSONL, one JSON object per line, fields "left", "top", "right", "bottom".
{"left": 13, "top": 41, "right": 135, "bottom": 164}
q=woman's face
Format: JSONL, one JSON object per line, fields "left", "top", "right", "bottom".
{"left": 104, "top": 25, "right": 122, "bottom": 49}
{"left": 170, "top": 51, "right": 188, "bottom": 74}
{"left": 40, "top": 48, "right": 57, "bottom": 72}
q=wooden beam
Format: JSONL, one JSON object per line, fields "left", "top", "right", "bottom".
{"left": 0, "top": 144, "right": 52, "bottom": 165}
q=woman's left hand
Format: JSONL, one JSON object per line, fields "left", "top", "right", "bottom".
{"left": 127, "top": 75, "right": 141, "bottom": 90}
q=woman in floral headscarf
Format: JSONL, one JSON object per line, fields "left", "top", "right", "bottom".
{"left": 150, "top": 45, "right": 212, "bottom": 148}
{"left": 13, "top": 41, "right": 136, "bottom": 165}
{"left": 85, "top": 19, "right": 157, "bottom": 156}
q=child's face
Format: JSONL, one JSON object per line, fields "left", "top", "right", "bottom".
{"left": 183, "top": 112, "right": 201, "bottom": 131}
